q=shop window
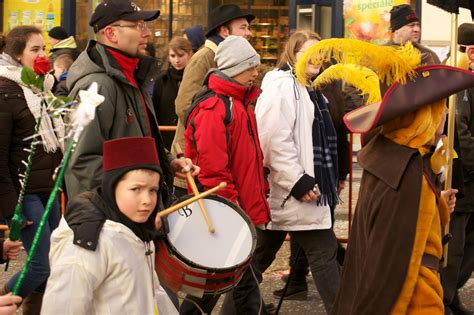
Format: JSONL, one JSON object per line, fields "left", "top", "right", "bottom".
{"left": 75, "top": 0, "right": 207, "bottom": 59}
{"left": 212, "top": 0, "right": 289, "bottom": 64}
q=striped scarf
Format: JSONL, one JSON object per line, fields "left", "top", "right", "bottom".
{"left": 308, "top": 87, "right": 340, "bottom": 207}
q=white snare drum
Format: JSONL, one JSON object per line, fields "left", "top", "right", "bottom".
{"left": 156, "top": 194, "right": 256, "bottom": 297}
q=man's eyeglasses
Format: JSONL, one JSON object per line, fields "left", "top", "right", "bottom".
{"left": 110, "top": 21, "right": 149, "bottom": 32}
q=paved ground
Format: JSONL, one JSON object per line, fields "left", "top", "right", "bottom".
{"left": 2, "top": 136, "right": 473, "bottom": 314}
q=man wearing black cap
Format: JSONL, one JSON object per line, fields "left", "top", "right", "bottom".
{"left": 387, "top": 4, "right": 440, "bottom": 64}
{"left": 441, "top": 22, "right": 474, "bottom": 315}
{"left": 48, "top": 26, "right": 80, "bottom": 62}
{"left": 65, "top": 0, "right": 197, "bottom": 212}
{"left": 171, "top": 4, "right": 254, "bottom": 197}
{"left": 345, "top": 4, "right": 441, "bottom": 112}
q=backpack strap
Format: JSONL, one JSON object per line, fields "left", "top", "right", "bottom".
{"left": 218, "top": 95, "right": 233, "bottom": 126}
{"left": 184, "top": 71, "right": 233, "bottom": 129}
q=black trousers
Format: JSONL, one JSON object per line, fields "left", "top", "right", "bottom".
{"left": 286, "top": 204, "right": 345, "bottom": 284}
{"left": 254, "top": 228, "right": 340, "bottom": 313}
{"left": 441, "top": 212, "right": 474, "bottom": 304}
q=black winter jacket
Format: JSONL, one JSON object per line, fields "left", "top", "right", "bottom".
{"left": 152, "top": 66, "right": 183, "bottom": 150}
{"left": 0, "top": 77, "right": 62, "bottom": 218}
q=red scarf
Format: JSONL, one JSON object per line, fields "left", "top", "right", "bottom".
{"left": 106, "top": 48, "right": 139, "bottom": 88}
{"left": 106, "top": 48, "right": 152, "bottom": 132}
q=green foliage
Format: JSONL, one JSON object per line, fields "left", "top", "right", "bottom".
{"left": 21, "top": 66, "right": 44, "bottom": 91}
{"left": 49, "top": 95, "right": 72, "bottom": 110}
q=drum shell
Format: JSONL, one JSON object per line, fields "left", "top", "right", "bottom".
{"left": 155, "top": 194, "right": 257, "bottom": 297}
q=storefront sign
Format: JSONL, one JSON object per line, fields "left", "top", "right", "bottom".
{"left": 343, "top": 0, "right": 411, "bottom": 44}
{"left": 3, "top": 0, "right": 61, "bottom": 33}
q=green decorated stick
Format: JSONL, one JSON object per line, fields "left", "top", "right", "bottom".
{"left": 9, "top": 115, "right": 42, "bottom": 242}
{"left": 11, "top": 139, "right": 74, "bottom": 295}
{"left": 12, "top": 82, "right": 105, "bottom": 296}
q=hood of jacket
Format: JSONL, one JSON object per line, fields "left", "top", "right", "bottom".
{"left": 260, "top": 67, "right": 298, "bottom": 94}
{"left": 0, "top": 52, "right": 21, "bottom": 68}
{"left": 64, "top": 189, "right": 157, "bottom": 251}
{"left": 51, "top": 36, "right": 78, "bottom": 50}
{"left": 67, "top": 40, "right": 158, "bottom": 92}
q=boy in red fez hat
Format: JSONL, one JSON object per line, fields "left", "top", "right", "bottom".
{"left": 42, "top": 137, "right": 178, "bottom": 314}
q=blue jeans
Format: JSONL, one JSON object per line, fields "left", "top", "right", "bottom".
{"left": 6, "top": 193, "right": 60, "bottom": 297}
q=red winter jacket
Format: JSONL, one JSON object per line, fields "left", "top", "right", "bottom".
{"left": 184, "top": 72, "right": 270, "bottom": 225}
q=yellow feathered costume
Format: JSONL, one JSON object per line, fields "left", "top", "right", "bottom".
{"left": 299, "top": 39, "right": 451, "bottom": 315}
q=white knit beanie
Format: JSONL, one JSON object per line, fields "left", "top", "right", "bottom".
{"left": 215, "top": 35, "right": 260, "bottom": 78}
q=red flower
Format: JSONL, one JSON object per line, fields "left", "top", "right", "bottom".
{"left": 33, "top": 57, "right": 51, "bottom": 75}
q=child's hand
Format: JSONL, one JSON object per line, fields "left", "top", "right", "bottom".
{"left": 442, "top": 188, "right": 458, "bottom": 213}
{"left": 3, "top": 239, "right": 22, "bottom": 261}
{"left": 0, "top": 293, "right": 21, "bottom": 315}
{"left": 155, "top": 215, "right": 162, "bottom": 230}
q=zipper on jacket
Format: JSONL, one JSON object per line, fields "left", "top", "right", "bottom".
{"left": 145, "top": 242, "right": 155, "bottom": 297}
{"left": 244, "top": 101, "right": 271, "bottom": 219}
{"left": 281, "top": 193, "right": 291, "bottom": 208}
{"left": 126, "top": 107, "right": 134, "bottom": 124}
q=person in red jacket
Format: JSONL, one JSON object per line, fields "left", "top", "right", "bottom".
{"left": 183, "top": 35, "right": 270, "bottom": 314}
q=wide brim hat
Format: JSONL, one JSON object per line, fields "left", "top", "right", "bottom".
{"left": 90, "top": 0, "right": 160, "bottom": 32}
{"left": 206, "top": 4, "right": 255, "bottom": 37}
{"left": 344, "top": 65, "right": 474, "bottom": 133}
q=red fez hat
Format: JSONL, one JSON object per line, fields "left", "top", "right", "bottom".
{"left": 103, "top": 137, "right": 161, "bottom": 172}
{"left": 344, "top": 65, "right": 474, "bottom": 133}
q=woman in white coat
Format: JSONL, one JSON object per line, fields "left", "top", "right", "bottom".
{"left": 254, "top": 30, "right": 340, "bottom": 313}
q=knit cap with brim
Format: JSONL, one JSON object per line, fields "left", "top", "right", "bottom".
{"left": 214, "top": 35, "right": 260, "bottom": 78}
{"left": 390, "top": 4, "right": 419, "bottom": 31}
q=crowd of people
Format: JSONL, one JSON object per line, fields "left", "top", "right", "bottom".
{"left": 0, "top": 0, "right": 472, "bottom": 314}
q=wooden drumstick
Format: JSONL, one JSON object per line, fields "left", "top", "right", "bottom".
{"left": 174, "top": 143, "right": 215, "bottom": 233}
{"left": 158, "top": 182, "right": 227, "bottom": 218}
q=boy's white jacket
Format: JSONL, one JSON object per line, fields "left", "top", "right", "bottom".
{"left": 41, "top": 218, "right": 178, "bottom": 315}
{"left": 255, "top": 68, "right": 332, "bottom": 231}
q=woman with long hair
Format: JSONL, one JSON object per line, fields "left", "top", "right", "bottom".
{"left": 0, "top": 25, "right": 63, "bottom": 314}
{"left": 153, "top": 37, "right": 193, "bottom": 152}
{"left": 254, "top": 30, "right": 340, "bottom": 313}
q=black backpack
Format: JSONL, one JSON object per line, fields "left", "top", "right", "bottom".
{"left": 184, "top": 71, "right": 233, "bottom": 129}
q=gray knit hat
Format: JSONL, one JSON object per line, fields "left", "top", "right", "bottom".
{"left": 215, "top": 36, "right": 260, "bottom": 78}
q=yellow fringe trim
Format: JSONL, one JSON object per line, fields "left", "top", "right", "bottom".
{"left": 313, "top": 64, "right": 381, "bottom": 103}
{"left": 295, "top": 38, "right": 421, "bottom": 87}
{"left": 390, "top": 176, "right": 443, "bottom": 315}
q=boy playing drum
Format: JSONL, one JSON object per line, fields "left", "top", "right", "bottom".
{"left": 42, "top": 137, "right": 177, "bottom": 314}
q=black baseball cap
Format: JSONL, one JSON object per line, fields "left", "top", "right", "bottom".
{"left": 90, "top": 0, "right": 160, "bottom": 33}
